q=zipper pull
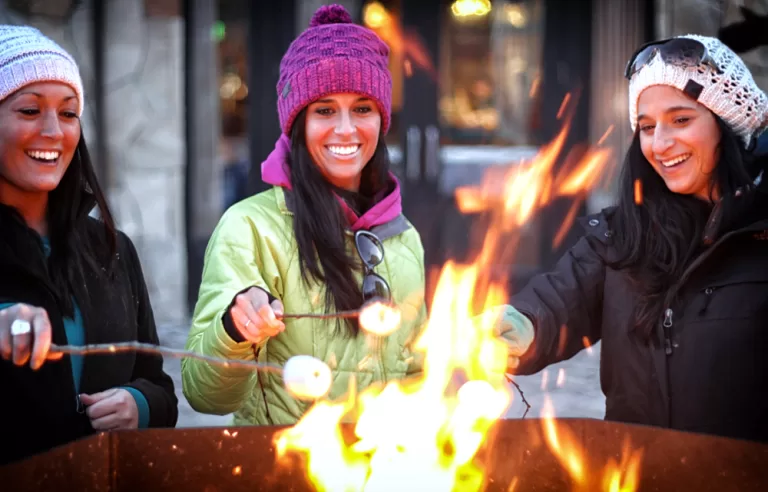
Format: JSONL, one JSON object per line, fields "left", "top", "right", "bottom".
{"left": 663, "top": 308, "right": 674, "bottom": 355}
{"left": 699, "top": 287, "right": 714, "bottom": 316}
{"left": 76, "top": 394, "right": 86, "bottom": 414}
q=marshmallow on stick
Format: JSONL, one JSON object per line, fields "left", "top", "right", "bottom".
{"left": 283, "top": 355, "right": 333, "bottom": 400}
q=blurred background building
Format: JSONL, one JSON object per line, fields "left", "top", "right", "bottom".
{"left": 1, "top": 0, "right": 765, "bottom": 324}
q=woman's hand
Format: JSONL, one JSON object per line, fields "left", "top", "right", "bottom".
{"left": 474, "top": 305, "right": 534, "bottom": 370}
{"left": 80, "top": 389, "right": 139, "bottom": 430}
{"left": 0, "top": 303, "right": 63, "bottom": 370}
{"left": 229, "top": 288, "right": 285, "bottom": 344}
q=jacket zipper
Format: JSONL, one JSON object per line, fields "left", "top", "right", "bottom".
{"left": 662, "top": 308, "right": 674, "bottom": 355}
{"left": 33, "top": 275, "right": 85, "bottom": 413}
{"left": 661, "top": 222, "right": 766, "bottom": 333}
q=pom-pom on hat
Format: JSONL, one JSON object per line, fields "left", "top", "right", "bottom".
{"left": 276, "top": 4, "right": 392, "bottom": 135}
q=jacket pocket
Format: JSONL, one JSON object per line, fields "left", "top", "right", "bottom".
{"left": 696, "top": 270, "right": 768, "bottom": 320}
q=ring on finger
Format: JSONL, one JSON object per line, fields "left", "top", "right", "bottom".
{"left": 10, "top": 319, "right": 32, "bottom": 337}
{"left": 244, "top": 319, "right": 252, "bottom": 328}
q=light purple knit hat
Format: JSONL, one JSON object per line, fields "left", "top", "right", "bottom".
{"left": 0, "top": 25, "right": 84, "bottom": 116}
{"left": 277, "top": 4, "right": 392, "bottom": 135}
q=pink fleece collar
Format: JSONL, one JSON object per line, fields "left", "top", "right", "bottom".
{"left": 260, "top": 134, "right": 403, "bottom": 231}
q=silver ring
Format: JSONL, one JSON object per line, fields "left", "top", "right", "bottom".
{"left": 244, "top": 319, "right": 251, "bottom": 328}
{"left": 10, "top": 319, "right": 32, "bottom": 336}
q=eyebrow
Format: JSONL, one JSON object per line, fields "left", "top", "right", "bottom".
{"left": 637, "top": 105, "right": 697, "bottom": 120}
{"left": 314, "top": 97, "right": 371, "bottom": 104}
{"left": 14, "top": 91, "right": 77, "bottom": 102}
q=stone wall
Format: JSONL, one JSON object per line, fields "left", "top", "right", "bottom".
{"left": 1, "top": 0, "right": 189, "bottom": 325}
{"left": 0, "top": 0, "right": 98, "bottom": 154}
{"left": 102, "top": 0, "right": 187, "bottom": 324}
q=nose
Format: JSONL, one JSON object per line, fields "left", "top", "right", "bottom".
{"left": 652, "top": 125, "right": 674, "bottom": 156}
{"left": 39, "top": 110, "right": 64, "bottom": 140}
{"left": 333, "top": 110, "right": 356, "bottom": 136}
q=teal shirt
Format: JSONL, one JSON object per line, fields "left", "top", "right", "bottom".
{"left": 0, "top": 238, "right": 150, "bottom": 428}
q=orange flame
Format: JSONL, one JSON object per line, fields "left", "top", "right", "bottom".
{"left": 275, "top": 87, "right": 631, "bottom": 491}
{"left": 275, "top": 262, "right": 512, "bottom": 491}
{"left": 542, "top": 398, "right": 643, "bottom": 491}
{"left": 363, "top": 2, "right": 436, "bottom": 79}
{"left": 455, "top": 110, "right": 614, "bottom": 252}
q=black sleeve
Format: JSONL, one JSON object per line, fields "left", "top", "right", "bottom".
{"left": 120, "top": 232, "right": 179, "bottom": 427}
{"left": 510, "top": 234, "right": 607, "bottom": 375}
{"left": 221, "top": 287, "right": 278, "bottom": 343}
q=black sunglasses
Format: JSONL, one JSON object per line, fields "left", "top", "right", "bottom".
{"left": 624, "top": 38, "right": 722, "bottom": 80}
{"left": 354, "top": 230, "right": 391, "bottom": 303}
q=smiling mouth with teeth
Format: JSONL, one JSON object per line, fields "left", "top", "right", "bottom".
{"left": 660, "top": 153, "right": 691, "bottom": 168}
{"left": 26, "top": 150, "right": 61, "bottom": 163}
{"left": 327, "top": 144, "right": 361, "bottom": 156}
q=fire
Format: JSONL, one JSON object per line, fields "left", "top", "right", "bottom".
{"left": 541, "top": 397, "right": 642, "bottom": 491}
{"left": 363, "top": 2, "right": 436, "bottom": 79}
{"left": 276, "top": 263, "right": 512, "bottom": 491}
{"left": 275, "top": 94, "right": 635, "bottom": 491}
{"left": 455, "top": 103, "right": 614, "bottom": 251}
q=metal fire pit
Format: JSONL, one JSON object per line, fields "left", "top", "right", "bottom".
{"left": 2, "top": 419, "right": 767, "bottom": 491}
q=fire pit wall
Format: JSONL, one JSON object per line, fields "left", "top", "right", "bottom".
{"left": 2, "top": 419, "right": 767, "bottom": 492}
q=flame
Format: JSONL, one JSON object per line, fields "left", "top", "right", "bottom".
{"left": 542, "top": 397, "right": 642, "bottom": 491}
{"left": 276, "top": 261, "right": 512, "bottom": 491}
{"left": 542, "top": 398, "right": 586, "bottom": 485}
{"left": 275, "top": 94, "right": 634, "bottom": 491}
{"left": 556, "top": 368, "right": 566, "bottom": 388}
{"left": 363, "top": 2, "right": 436, "bottom": 79}
{"left": 455, "top": 105, "right": 614, "bottom": 252}
{"left": 602, "top": 441, "right": 643, "bottom": 492}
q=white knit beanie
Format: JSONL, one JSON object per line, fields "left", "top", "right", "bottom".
{"left": 628, "top": 34, "right": 768, "bottom": 148}
{"left": 0, "top": 25, "right": 84, "bottom": 116}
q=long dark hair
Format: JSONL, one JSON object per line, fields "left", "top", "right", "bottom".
{"left": 288, "top": 109, "right": 390, "bottom": 336}
{"left": 611, "top": 116, "right": 755, "bottom": 339}
{"left": 44, "top": 134, "right": 118, "bottom": 316}
{"left": 0, "top": 133, "right": 119, "bottom": 318}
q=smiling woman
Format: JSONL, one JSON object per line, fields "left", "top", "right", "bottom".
{"left": 0, "top": 83, "right": 81, "bottom": 209}
{"left": 0, "top": 25, "right": 178, "bottom": 465}
{"left": 479, "top": 34, "right": 768, "bottom": 444}
{"left": 305, "top": 94, "right": 382, "bottom": 192}
{"left": 183, "top": 4, "right": 428, "bottom": 429}
{"left": 635, "top": 85, "right": 722, "bottom": 201}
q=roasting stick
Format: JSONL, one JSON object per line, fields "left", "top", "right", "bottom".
{"left": 48, "top": 306, "right": 370, "bottom": 370}
{"left": 47, "top": 302, "right": 530, "bottom": 408}
{"left": 49, "top": 341, "right": 285, "bottom": 373}
{"left": 47, "top": 308, "right": 370, "bottom": 400}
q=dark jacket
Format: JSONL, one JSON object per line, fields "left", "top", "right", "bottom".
{"left": 511, "top": 185, "right": 768, "bottom": 442}
{"left": 0, "top": 206, "right": 178, "bottom": 465}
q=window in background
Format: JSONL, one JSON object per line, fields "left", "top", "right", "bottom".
{"left": 216, "top": 1, "right": 250, "bottom": 210}
{"left": 362, "top": 0, "right": 404, "bottom": 147}
{"left": 439, "top": 0, "right": 544, "bottom": 145}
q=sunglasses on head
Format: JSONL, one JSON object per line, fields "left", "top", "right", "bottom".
{"left": 624, "top": 37, "right": 723, "bottom": 80}
{"left": 354, "top": 230, "right": 391, "bottom": 303}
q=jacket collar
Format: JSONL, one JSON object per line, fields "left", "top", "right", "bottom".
{"left": 274, "top": 186, "right": 411, "bottom": 241}
{"left": 262, "top": 134, "right": 409, "bottom": 236}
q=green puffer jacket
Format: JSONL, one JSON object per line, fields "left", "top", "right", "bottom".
{"left": 182, "top": 184, "right": 427, "bottom": 426}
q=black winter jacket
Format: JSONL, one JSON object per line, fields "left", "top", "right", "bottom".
{"left": 0, "top": 206, "right": 178, "bottom": 465}
{"left": 512, "top": 187, "right": 768, "bottom": 442}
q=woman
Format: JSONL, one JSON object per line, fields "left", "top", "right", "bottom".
{"left": 493, "top": 35, "right": 768, "bottom": 442}
{"left": 182, "top": 5, "right": 426, "bottom": 425}
{"left": 0, "top": 26, "right": 178, "bottom": 465}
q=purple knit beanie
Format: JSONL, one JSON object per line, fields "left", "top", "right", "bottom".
{"left": 277, "top": 4, "right": 392, "bottom": 136}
